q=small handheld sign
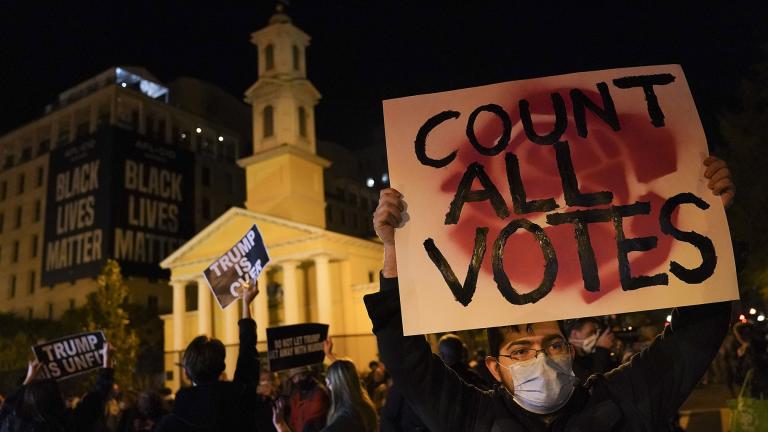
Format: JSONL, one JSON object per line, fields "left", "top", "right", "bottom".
{"left": 32, "top": 331, "right": 106, "bottom": 380}
{"left": 267, "top": 323, "right": 329, "bottom": 372}
{"left": 203, "top": 224, "right": 270, "bottom": 309}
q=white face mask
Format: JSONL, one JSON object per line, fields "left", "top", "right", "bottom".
{"left": 571, "top": 333, "right": 598, "bottom": 354}
{"left": 500, "top": 353, "right": 576, "bottom": 414}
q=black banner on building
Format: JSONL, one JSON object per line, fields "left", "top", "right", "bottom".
{"left": 42, "top": 134, "right": 112, "bottom": 285}
{"left": 42, "top": 127, "right": 194, "bottom": 286}
{"left": 266, "top": 323, "right": 328, "bottom": 372}
{"left": 111, "top": 129, "right": 194, "bottom": 277}
{"left": 32, "top": 331, "right": 106, "bottom": 380}
{"left": 203, "top": 224, "right": 270, "bottom": 309}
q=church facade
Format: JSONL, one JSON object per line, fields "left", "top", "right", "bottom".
{"left": 159, "top": 9, "right": 383, "bottom": 389}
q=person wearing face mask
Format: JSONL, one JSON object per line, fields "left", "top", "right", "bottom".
{"left": 567, "top": 318, "right": 618, "bottom": 381}
{"left": 367, "top": 157, "right": 735, "bottom": 431}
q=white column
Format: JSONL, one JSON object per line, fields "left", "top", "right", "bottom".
{"left": 314, "top": 255, "right": 332, "bottom": 328}
{"left": 223, "top": 301, "right": 240, "bottom": 345}
{"left": 171, "top": 281, "right": 186, "bottom": 351}
{"left": 255, "top": 271, "right": 269, "bottom": 341}
{"left": 197, "top": 277, "right": 212, "bottom": 337}
{"left": 281, "top": 261, "right": 300, "bottom": 324}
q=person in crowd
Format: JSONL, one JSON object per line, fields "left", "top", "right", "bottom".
{"left": 273, "top": 337, "right": 378, "bottom": 431}
{"left": 156, "top": 280, "right": 262, "bottom": 431}
{"left": 281, "top": 366, "right": 329, "bottom": 432}
{"left": 470, "top": 349, "right": 496, "bottom": 388}
{"left": 117, "top": 391, "right": 167, "bottom": 432}
{"left": 566, "top": 318, "right": 618, "bottom": 380}
{"left": 0, "top": 344, "right": 115, "bottom": 432}
{"left": 255, "top": 371, "right": 279, "bottom": 432}
{"left": 367, "top": 156, "right": 735, "bottom": 431}
{"left": 381, "top": 381, "right": 430, "bottom": 432}
{"left": 438, "top": 333, "right": 489, "bottom": 390}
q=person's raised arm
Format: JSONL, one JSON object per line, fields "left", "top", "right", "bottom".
{"left": 365, "top": 188, "right": 490, "bottom": 432}
{"left": 603, "top": 156, "right": 734, "bottom": 426}
{"left": 375, "top": 188, "right": 401, "bottom": 279}
{"left": 234, "top": 280, "right": 259, "bottom": 386}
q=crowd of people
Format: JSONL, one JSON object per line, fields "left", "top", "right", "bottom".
{"left": 0, "top": 156, "right": 755, "bottom": 431}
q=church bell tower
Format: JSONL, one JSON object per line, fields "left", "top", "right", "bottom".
{"left": 240, "top": 3, "right": 329, "bottom": 228}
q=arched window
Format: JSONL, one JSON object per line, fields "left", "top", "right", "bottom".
{"left": 265, "top": 44, "right": 274, "bottom": 70}
{"left": 292, "top": 45, "right": 300, "bottom": 71}
{"left": 298, "top": 106, "right": 307, "bottom": 137}
{"left": 263, "top": 105, "right": 274, "bottom": 138}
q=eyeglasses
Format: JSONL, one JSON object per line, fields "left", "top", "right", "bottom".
{"left": 497, "top": 339, "right": 571, "bottom": 363}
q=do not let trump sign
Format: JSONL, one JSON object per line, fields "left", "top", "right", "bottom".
{"left": 383, "top": 64, "right": 739, "bottom": 335}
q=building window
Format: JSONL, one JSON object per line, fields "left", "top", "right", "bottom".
{"left": 15, "top": 206, "right": 22, "bottom": 228}
{"left": 4, "top": 155, "right": 14, "bottom": 169}
{"left": 263, "top": 106, "right": 274, "bottom": 138}
{"left": 58, "top": 127, "right": 70, "bottom": 145}
{"left": 17, "top": 173, "right": 25, "bottom": 194}
{"left": 298, "top": 106, "right": 307, "bottom": 137}
{"left": 31, "top": 234, "right": 38, "bottom": 258}
{"left": 185, "top": 283, "right": 198, "bottom": 311}
{"left": 0, "top": 181, "right": 6, "bottom": 200}
{"left": 69, "top": 299, "right": 75, "bottom": 310}
{"left": 202, "top": 197, "right": 211, "bottom": 219}
{"left": 202, "top": 166, "right": 211, "bottom": 187}
{"left": 34, "top": 200, "right": 41, "bottom": 222}
{"left": 27, "top": 307, "right": 32, "bottom": 320}
{"left": 12, "top": 240, "right": 19, "bottom": 262}
{"left": 293, "top": 45, "right": 300, "bottom": 70}
{"left": 265, "top": 44, "right": 274, "bottom": 70}
{"left": 368, "top": 271, "right": 375, "bottom": 283}
{"left": 38, "top": 139, "right": 50, "bottom": 154}
{"left": 76, "top": 121, "right": 89, "bottom": 138}
{"left": 326, "top": 206, "right": 333, "bottom": 223}
{"left": 28, "top": 271, "right": 35, "bottom": 295}
{"left": 9, "top": 275, "right": 16, "bottom": 298}
{"left": 48, "top": 303, "right": 54, "bottom": 320}
{"left": 20, "top": 147, "right": 32, "bottom": 162}
{"left": 224, "top": 173, "right": 233, "bottom": 193}
{"left": 37, "top": 166, "right": 44, "bottom": 187}
{"left": 0, "top": 213, "right": 4, "bottom": 232}
{"left": 148, "top": 295, "right": 158, "bottom": 310}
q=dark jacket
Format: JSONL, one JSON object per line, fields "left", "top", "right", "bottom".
{"left": 0, "top": 368, "right": 115, "bottom": 432}
{"left": 572, "top": 347, "right": 616, "bottom": 381}
{"left": 322, "top": 411, "right": 367, "bottom": 432}
{"left": 381, "top": 383, "right": 430, "bottom": 432}
{"left": 365, "top": 276, "right": 730, "bottom": 432}
{"left": 156, "top": 319, "right": 261, "bottom": 432}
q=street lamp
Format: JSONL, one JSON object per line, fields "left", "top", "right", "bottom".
{"left": 749, "top": 307, "right": 757, "bottom": 315}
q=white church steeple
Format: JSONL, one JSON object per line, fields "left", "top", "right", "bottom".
{"left": 245, "top": 3, "right": 321, "bottom": 155}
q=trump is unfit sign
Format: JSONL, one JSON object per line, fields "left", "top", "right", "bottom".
{"left": 32, "top": 331, "right": 106, "bottom": 380}
{"left": 383, "top": 64, "right": 739, "bottom": 335}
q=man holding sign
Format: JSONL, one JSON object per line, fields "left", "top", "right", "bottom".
{"left": 366, "top": 65, "right": 737, "bottom": 431}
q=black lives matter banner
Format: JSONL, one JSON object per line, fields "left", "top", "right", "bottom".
{"left": 267, "top": 323, "right": 328, "bottom": 372}
{"left": 203, "top": 224, "right": 270, "bottom": 309}
{"left": 32, "top": 331, "right": 106, "bottom": 380}
{"left": 42, "top": 127, "right": 193, "bottom": 285}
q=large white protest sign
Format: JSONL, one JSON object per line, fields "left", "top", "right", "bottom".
{"left": 383, "top": 64, "right": 739, "bottom": 335}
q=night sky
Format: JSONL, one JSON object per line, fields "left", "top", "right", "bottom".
{"left": 1, "top": 2, "right": 766, "bottom": 151}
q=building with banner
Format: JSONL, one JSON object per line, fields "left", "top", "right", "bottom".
{"left": 0, "top": 66, "right": 247, "bottom": 319}
{"left": 159, "top": 8, "right": 384, "bottom": 389}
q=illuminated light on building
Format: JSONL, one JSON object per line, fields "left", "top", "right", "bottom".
{"left": 759, "top": 314, "right": 766, "bottom": 322}
{"left": 366, "top": 177, "right": 375, "bottom": 187}
{"left": 196, "top": 127, "right": 202, "bottom": 134}
{"left": 749, "top": 307, "right": 757, "bottom": 315}
{"left": 218, "top": 136, "right": 224, "bottom": 142}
